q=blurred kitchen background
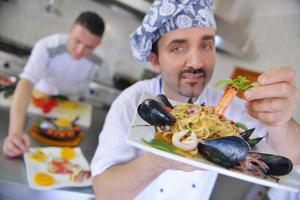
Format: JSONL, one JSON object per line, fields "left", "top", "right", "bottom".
{"left": 0, "top": 0, "right": 300, "bottom": 199}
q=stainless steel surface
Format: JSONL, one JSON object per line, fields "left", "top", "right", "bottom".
{"left": 87, "top": 82, "right": 121, "bottom": 108}
{"left": 0, "top": 51, "right": 26, "bottom": 76}
{"left": 0, "top": 106, "right": 109, "bottom": 197}
{"left": 0, "top": 180, "right": 94, "bottom": 200}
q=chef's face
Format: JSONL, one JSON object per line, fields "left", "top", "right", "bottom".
{"left": 67, "top": 24, "right": 101, "bottom": 59}
{"left": 149, "top": 27, "right": 216, "bottom": 102}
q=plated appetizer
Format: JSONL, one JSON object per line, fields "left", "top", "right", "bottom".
{"left": 28, "top": 148, "right": 91, "bottom": 187}
{"left": 35, "top": 117, "right": 81, "bottom": 141}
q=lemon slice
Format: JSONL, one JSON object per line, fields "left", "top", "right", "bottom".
{"left": 33, "top": 172, "right": 55, "bottom": 186}
{"left": 60, "top": 147, "right": 76, "bottom": 160}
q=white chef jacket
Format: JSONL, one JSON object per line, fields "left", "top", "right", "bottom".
{"left": 91, "top": 75, "right": 267, "bottom": 200}
{"left": 269, "top": 188, "right": 300, "bottom": 200}
{"left": 268, "top": 165, "right": 300, "bottom": 200}
{"left": 20, "top": 33, "right": 112, "bottom": 99}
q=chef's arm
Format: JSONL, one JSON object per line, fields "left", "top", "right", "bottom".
{"left": 266, "top": 118, "right": 300, "bottom": 164}
{"left": 8, "top": 78, "right": 34, "bottom": 136}
{"left": 92, "top": 153, "right": 196, "bottom": 200}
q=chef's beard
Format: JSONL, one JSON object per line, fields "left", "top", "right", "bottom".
{"left": 178, "top": 67, "right": 207, "bottom": 98}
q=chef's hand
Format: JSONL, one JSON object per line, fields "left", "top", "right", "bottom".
{"left": 2, "top": 134, "right": 31, "bottom": 158}
{"left": 244, "top": 66, "right": 299, "bottom": 127}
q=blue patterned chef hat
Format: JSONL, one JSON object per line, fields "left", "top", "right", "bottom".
{"left": 130, "top": 0, "right": 216, "bottom": 63}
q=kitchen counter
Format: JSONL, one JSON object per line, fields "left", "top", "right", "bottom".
{"left": 0, "top": 180, "right": 94, "bottom": 200}
{"left": 0, "top": 106, "right": 109, "bottom": 199}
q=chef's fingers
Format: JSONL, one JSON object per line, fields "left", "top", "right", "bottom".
{"left": 10, "top": 135, "right": 27, "bottom": 153}
{"left": 4, "top": 140, "right": 22, "bottom": 157}
{"left": 244, "top": 82, "right": 294, "bottom": 101}
{"left": 245, "top": 98, "right": 288, "bottom": 113}
{"left": 246, "top": 110, "right": 285, "bottom": 126}
{"left": 257, "top": 66, "right": 295, "bottom": 86}
{"left": 22, "top": 134, "right": 31, "bottom": 151}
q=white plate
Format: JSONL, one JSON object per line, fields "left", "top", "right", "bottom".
{"left": 126, "top": 94, "right": 300, "bottom": 192}
{"left": 24, "top": 147, "right": 91, "bottom": 190}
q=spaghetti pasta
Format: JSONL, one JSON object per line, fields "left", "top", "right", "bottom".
{"left": 155, "top": 103, "right": 239, "bottom": 146}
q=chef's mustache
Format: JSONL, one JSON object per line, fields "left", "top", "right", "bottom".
{"left": 180, "top": 68, "right": 206, "bottom": 77}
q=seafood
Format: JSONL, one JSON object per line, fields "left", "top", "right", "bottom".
{"left": 234, "top": 152, "right": 293, "bottom": 177}
{"left": 172, "top": 130, "right": 198, "bottom": 151}
{"left": 137, "top": 98, "right": 176, "bottom": 126}
{"left": 198, "top": 136, "right": 250, "bottom": 168}
{"left": 214, "top": 76, "right": 252, "bottom": 115}
{"left": 48, "top": 158, "right": 79, "bottom": 174}
{"left": 240, "top": 128, "right": 264, "bottom": 148}
{"left": 70, "top": 170, "right": 91, "bottom": 183}
{"left": 137, "top": 95, "right": 293, "bottom": 178}
{"left": 155, "top": 94, "right": 174, "bottom": 109}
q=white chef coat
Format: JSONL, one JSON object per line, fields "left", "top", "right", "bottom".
{"left": 91, "top": 75, "right": 267, "bottom": 200}
{"left": 20, "top": 33, "right": 112, "bottom": 99}
{"left": 268, "top": 165, "right": 300, "bottom": 200}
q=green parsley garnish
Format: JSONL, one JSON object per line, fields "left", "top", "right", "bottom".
{"left": 215, "top": 76, "right": 252, "bottom": 91}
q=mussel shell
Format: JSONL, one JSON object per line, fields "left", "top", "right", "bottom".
{"left": 247, "top": 137, "right": 264, "bottom": 148}
{"left": 137, "top": 99, "right": 176, "bottom": 126}
{"left": 198, "top": 136, "right": 250, "bottom": 168}
{"left": 187, "top": 97, "right": 193, "bottom": 104}
{"left": 155, "top": 94, "right": 174, "bottom": 109}
{"left": 240, "top": 128, "right": 255, "bottom": 140}
{"left": 248, "top": 152, "right": 293, "bottom": 176}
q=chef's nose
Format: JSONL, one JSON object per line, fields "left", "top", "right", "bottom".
{"left": 186, "top": 49, "right": 204, "bottom": 68}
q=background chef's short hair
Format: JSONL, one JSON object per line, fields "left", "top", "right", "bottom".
{"left": 130, "top": 0, "right": 216, "bottom": 63}
{"left": 74, "top": 11, "right": 105, "bottom": 37}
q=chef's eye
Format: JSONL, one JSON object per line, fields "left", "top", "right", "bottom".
{"left": 172, "top": 46, "right": 185, "bottom": 54}
{"left": 201, "top": 44, "right": 211, "bottom": 50}
{"left": 201, "top": 41, "right": 214, "bottom": 50}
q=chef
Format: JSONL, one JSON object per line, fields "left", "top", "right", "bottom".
{"left": 3, "top": 11, "right": 112, "bottom": 158}
{"left": 90, "top": 0, "right": 300, "bottom": 200}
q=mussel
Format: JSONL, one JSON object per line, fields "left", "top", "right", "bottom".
{"left": 137, "top": 99, "right": 176, "bottom": 126}
{"left": 240, "top": 128, "right": 255, "bottom": 140}
{"left": 240, "top": 128, "right": 264, "bottom": 148}
{"left": 155, "top": 94, "right": 174, "bottom": 109}
{"left": 234, "top": 152, "right": 293, "bottom": 177}
{"left": 198, "top": 136, "right": 250, "bottom": 168}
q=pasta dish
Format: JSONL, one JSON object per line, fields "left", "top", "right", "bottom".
{"left": 155, "top": 103, "right": 240, "bottom": 155}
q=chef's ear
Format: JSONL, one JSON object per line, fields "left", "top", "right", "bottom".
{"left": 149, "top": 52, "right": 161, "bottom": 72}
